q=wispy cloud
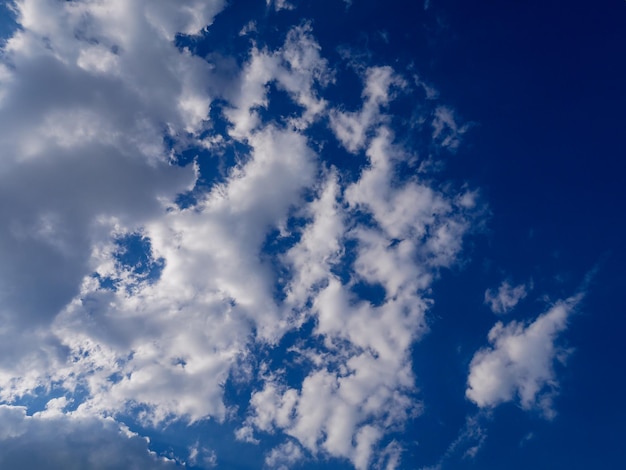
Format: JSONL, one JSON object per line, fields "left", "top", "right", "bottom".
{"left": 431, "top": 106, "right": 469, "bottom": 151}
{"left": 418, "top": 413, "right": 488, "bottom": 470}
{"left": 484, "top": 280, "right": 528, "bottom": 314}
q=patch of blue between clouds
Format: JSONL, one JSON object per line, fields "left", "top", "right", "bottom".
{"left": 94, "top": 233, "right": 165, "bottom": 292}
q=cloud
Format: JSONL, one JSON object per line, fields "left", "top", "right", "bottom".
{"left": 0, "top": 405, "right": 177, "bottom": 469}
{"left": 239, "top": 66, "right": 478, "bottom": 469}
{"left": 419, "top": 413, "right": 488, "bottom": 470}
{"left": 188, "top": 442, "right": 218, "bottom": 468}
{"left": 267, "top": 0, "right": 295, "bottom": 12}
{"left": 283, "top": 169, "right": 345, "bottom": 309}
{"left": 329, "top": 66, "right": 405, "bottom": 153}
{"left": 0, "top": 2, "right": 486, "bottom": 469}
{"left": 224, "top": 23, "right": 331, "bottom": 138}
{"left": 49, "top": 123, "right": 318, "bottom": 424}
{"left": 0, "top": 0, "right": 227, "bottom": 406}
{"left": 239, "top": 20, "right": 257, "bottom": 36}
{"left": 264, "top": 440, "right": 304, "bottom": 470}
{"left": 0, "top": 0, "right": 226, "bottom": 326}
{"left": 466, "top": 294, "right": 582, "bottom": 417}
{"left": 484, "top": 281, "right": 528, "bottom": 314}
{"left": 0, "top": 1, "right": 329, "bottom": 422}
{"left": 431, "top": 106, "right": 469, "bottom": 151}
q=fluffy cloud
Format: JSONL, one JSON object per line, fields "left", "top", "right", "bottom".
{"left": 467, "top": 295, "right": 581, "bottom": 417}
{"left": 238, "top": 67, "right": 478, "bottom": 469}
{"left": 50, "top": 123, "right": 318, "bottom": 425}
{"left": 264, "top": 440, "right": 304, "bottom": 470}
{"left": 1, "top": 0, "right": 335, "bottom": 435}
{"left": 0, "top": 0, "right": 231, "bottom": 411}
{"left": 0, "top": 0, "right": 224, "bottom": 339}
{"left": 329, "top": 66, "right": 405, "bottom": 153}
{"left": 224, "top": 23, "right": 330, "bottom": 138}
{"left": 0, "top": 405, "right": 177, "bottom": 469}
{"left": 484, "top": 281, "right": 528, "bottom": 314}
{"left": 0, "top": 1, "right": 491, "bottom": 469}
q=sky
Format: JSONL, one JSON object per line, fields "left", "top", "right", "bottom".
{"left": 0, "top": 0, "right": 624, "bottom": 469}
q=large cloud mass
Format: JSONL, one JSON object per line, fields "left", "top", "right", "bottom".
{"left": 0, "top": 404, "right": 178, "bottom": 469}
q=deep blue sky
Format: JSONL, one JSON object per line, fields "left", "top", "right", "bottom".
{"left": 409, "top": 1, "right": 626, "bottom": 467}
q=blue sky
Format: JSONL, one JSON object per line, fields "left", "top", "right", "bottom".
{"left": 0, "top": 0, "right": 624, "bottom": 469}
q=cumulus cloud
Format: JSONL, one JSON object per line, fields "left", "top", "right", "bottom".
{"left": 0, "top": 405, "right": 177, "bottom": 469}
{"left": 224, "top": 22, "right": 331, "bottom": 138}
{"left": 467, "top": 295, "right": 582, "bottom": 417}
{"left": 484, "top": 281, "right": 528, "bottom": 314}
{"left": 0, "top": 0, "right": 328, "bottom": 418}
{"left": 330, "top": 66, "right": 405, "bottom": 153}
{"left": 264, "top": 440, "right": 304, "bottom": 470}
{"left": 51, "top": 123, "right": 318, "bottom": 424}
{"left": 0, "top": 0, "right": 225, "bottom": 329}
{"left": 0, "top": 0, "right": 229, "bottom": 412}
{"left": 0, "top": 1, "right": 498, "bottom": 469}
{"left": 239, "top": 68, "right": 478, "bottom": 469}
{"left": 188, "top": 442, "right": 218, "bottom": 468}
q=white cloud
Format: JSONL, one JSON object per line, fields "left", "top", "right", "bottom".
{"left": 330, "top": 66, "right": 405, "bottom": 153}
{"left": 267, "top": 0, "right": 296, "bottom": 12}
{"left": 0, "top": 405, "right": 177, "bottom": 469}
{"left": 0, "top": 3, "right": 330, "bottom": 423}
{"left": 265, "top": 440, "right": 304, "bottom": 470}
{"left": 0, "top": 0, "right": 225, "bottom": 405}
{"left": 283, "top": 169, "right": 345, "bottom": 309}
{"left": 188, "top": 442, "right": 218, "bottom": 468}
{"left": 50, "top": 123, "right": 318, "bottom": 424}
{"left": 0, "top": 0, "right": 226, "bottom": 322}
{"left": 0, "top": 3, "right": 488, "bottom": 469}
{"left": 239, "top": 20, "right": 257, "bottom": 36}
{"left": 376, "top": 441, "right": 404, "bottom": 470}
{"left": 451, "top": 414, "right": 487, "bottom": 460}
{"left": 224, "top": 23, "right": 330, "bottom": 138}
{"left": 414, "top": 75, "right": 439, "bottom": 100}
{"left": 484, "top": 281, "right": 528, "bottom": 314}
{"left": 467, "top": 295, "right": 582, "bottom": 417}
{"left": 240, "top": 67, "right": 477, "bottom": 470}
{"left": 431, "top": 106, "right": 468, "bottom": 151}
